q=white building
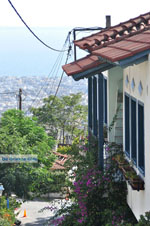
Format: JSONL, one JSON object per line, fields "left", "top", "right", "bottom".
{"left": 63, "top": 12, "right": 150, "bottom": 220}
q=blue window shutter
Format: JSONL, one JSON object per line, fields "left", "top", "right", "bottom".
{"left": 98, "top": 73, "right": 104, "bottom": 169}
{"left": 125, "top": 94, "right": 130, "bottom": 157}
{"left": 104, "top": 78, "right": 107, "bottom": 124}
{"left": 131, "top": 98, "right": 137, "bottom": 164}
{"left": 93, "top": 76, "right": 98, "bottom": 137}
{"left": 88, "top": 77, "right": 92, "bottom": 133}
{"left": 138, "top": 103, "right": 145, "bottom": 174}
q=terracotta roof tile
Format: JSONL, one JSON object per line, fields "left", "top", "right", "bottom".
{"left": 93, "top": 31, "right": 150, "bottom": 62}
{"left": 62, "top": 55, "right": 103, "bottom": 76}
{"left": 74, "top": 12, "right": 150, "bottom": 51}
{"left": 93, "top": 47, "right": 132, "bottom": 62}
{"left": 51, "top": 152, "right": 69, "bottom": 170}
{"left": 63, "top": 12, "right": 150, "bottom": 77}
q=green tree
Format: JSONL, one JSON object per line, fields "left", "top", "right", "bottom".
{"left": 0, "top": 109, "right": 55, "bottom": 198}
{"left": 31, "top": 93, "right": 88, "bottom": 143}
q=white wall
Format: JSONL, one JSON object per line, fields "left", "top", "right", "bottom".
{"left": 108, "top": 67, "right": 123, "bottom": 142}
{"left": 123, "top": 56, "right": 150, "bottom": 220}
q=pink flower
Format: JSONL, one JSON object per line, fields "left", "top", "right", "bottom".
{"left": 86, "top": 179, "right": 92, "bottom": 186}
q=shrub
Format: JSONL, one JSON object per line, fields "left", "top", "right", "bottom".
{"left": 44, "top": 136, "right": 138, "bottom": 225}
{"left": 0, "top": 196, "right": 20, "bottom": 226}
{"left": 136, "top": 211, "right": 150, "bottom": 225}
{"left": 57, "top": 145, "right": 72, "bottom": 154}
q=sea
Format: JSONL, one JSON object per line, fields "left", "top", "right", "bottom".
{"left": 0, "top": 26, "right": 87, "bottom": 77}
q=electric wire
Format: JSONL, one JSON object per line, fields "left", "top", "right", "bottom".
{"left": 8, "top": 0, "right": 67, "bottom": 52}
{"left": 38, "top": 32, "right": 71, "bottom": 98}
{"left": 29, "top": 46, "right": 65, "bottom": 110}
{"left": 25, "top": 31, "right": 72, "bottom": 113}
{"left": 24, "top": 46, "right": 65, "bottom": 113}
{"left": 26, "top": 43, "right": 72, "bottom": 119}
{"left": 0, "top": 92, "right": 17, "bottom": 95}
{"left": 50, "top": 44, "right": 72, "bottom": 107}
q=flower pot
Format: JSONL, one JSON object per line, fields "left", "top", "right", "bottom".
{"left": 121, "top": 166, "right": 135, "bottom": 180}
{"left": 114, "top": 154, "right": 129, "bottom": 169}
{"left": 128, "top": 177, "right": 144, "bottom": 191}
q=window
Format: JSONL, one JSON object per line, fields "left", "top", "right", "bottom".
{"left": 131, "top": 98, "right": 137, "bottom": 164}
{"left": 104, "top": 78, "right": 107, "bottom": 124}
{"left": 124, "top": 94, "right": 145, "bottom": 175}
{"left": 138, "top": 102, "right": 145, "bottom": 174}
{"left": 125, "top": 94, "right": 130, "bottom": 156}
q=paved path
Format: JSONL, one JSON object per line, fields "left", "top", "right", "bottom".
{"left": 16, "top": 199, "right": 66, "bottom": 226}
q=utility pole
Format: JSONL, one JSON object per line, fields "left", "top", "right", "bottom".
{"left": 73, "top": 27, "right": 103, "bottom": 61}
{"left": 73, "top": 15, "right": 111, "bottom": 61}
{"left": 106, "top": 15, "right": 111, "bottom": 28}
{"left": 18, "top": 88, "right": 22, "bottom": 111}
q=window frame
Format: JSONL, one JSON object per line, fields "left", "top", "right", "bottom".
{"left": 131, "top": 96, "right": 137, "bottom": 166}
{"left": 124, "top": 93, "right": 145, "bottom": 176}
{"left": 137, "top": 101, "right": 145, "bottom": 175}
{"left": 124, "top": 93, "right": 130, "bottom": 158}
{"left": 103, "top": 76, "right": 107, "bottom": 125}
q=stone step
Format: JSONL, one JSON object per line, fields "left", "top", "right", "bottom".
{"left": 115, "top": 135, "right": 123, "bottom": 144}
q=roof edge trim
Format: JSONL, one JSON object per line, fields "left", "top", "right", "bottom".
{"left": 73, "top": 63, "right": 114, "bottom": 81}
{"left": 118, "top": 49, "right": 150, "bottom": 67}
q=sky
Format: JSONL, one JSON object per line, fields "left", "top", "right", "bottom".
{"left": 0, "top": 0, "right": 149, "bottom": 77}
{"left": 0, "top": 0, "right": 150, "bottom": 28}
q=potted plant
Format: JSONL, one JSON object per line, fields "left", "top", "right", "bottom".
{"left": 114, "top": 153, "right": 128, "bottom": 169}
{"left": 128, "top": 174, "right": 144, "bottom": 191}
{"left": 121, "top": 165, "right": 135, "bottom": 180}
{"left": 122, "top": 167, "right": 144, "bottom": 191}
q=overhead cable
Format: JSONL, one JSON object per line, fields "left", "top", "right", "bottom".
{"left": 27, "top": 44, "right": 66, "bottom": 111}
{"left": 50, "top": 44, "right": 72, "bottom": 106}
{"left": 25, "top": 31, "right": 72, "bottom": 113}
{"left": 0, "top": 91, "right": 17, "bottom": 95}
{"left": 8, "top": 0, "right": 67, "bottom": 52}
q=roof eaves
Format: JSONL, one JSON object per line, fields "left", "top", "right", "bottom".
{"left": 117, "top": 49, "right": 150, "bottom": 67}
{"left": 72, "top": 62, "right": 114, "bottom": 81}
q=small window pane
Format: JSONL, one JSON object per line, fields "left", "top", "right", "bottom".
{"left": 138, "top": 103, "right": 144, "bottom": 173}
{"left": 125, "top": 95, "right": 130, "bottom": 156}
{"left": 131, "top": 99, "right": 137, "bottom": 164}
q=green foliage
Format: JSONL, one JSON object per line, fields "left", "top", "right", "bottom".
{"left": 57, "top": 145, "right": 72, "bottom": 154}
{"left": 0, "top": 196, "right": 20, "bottom": 226}
{"left": 136, "top": 211, "right": 150, "bottom": 225}
{"left": 46, "top": 136, "right": 137, "bottom": 226}
{"left": 0, "top": 109, "right": 56, "bottom": 198}
{"left": 49, "top": 171, "right": 67, "bottom": 192}
{"left": 31, "top": 93, "right": 88, "bottom": 141}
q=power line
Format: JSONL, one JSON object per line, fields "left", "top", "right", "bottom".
{"left": 27, "top": 45, "right": 66, "bottom": 111}
{"left": 25, "top": 41, "right": 67, "bottom": 111}
{"left": 25, "top": 31, "right": 72, "bottom": 113}
{"left": 50, "top": 45, "right": 72, "bottom": 106}
{"left": 0, "top": 91, "right": 17, "bottom": 95}
{"left": 8, "top": 0, "right": 67, "bottom": 52}
{"left": 26, "top": 44, "right": 72, "bottom": 115}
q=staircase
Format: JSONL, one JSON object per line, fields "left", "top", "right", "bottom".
{"left": 114, "top": 91, "right": 123, "bottom": 144}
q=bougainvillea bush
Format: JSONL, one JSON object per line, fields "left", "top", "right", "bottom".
{"left": 45, "top": 135, "right": 137, "bottom": 226}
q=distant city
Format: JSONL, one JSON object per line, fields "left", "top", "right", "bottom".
{"left": 0, "top": 75, "right": 88, "bottom": 116}
{"left": 0, "top": 27, "right": 89, "bottom": 116}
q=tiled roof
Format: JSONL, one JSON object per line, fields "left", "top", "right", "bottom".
{"left": 51, "top": 152, "right": 69, "bottom": 170}
{"left": 93, "top": 30, "right": 150, "bottom": 62}
{"left": 62, "top": 55, "right": 104, "bottom": 76}
{"left": 74, "top": 12, "right": 150, "bottom": 52}
{"left": 63, "top": 12, "right": 150, "bottom": 78}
